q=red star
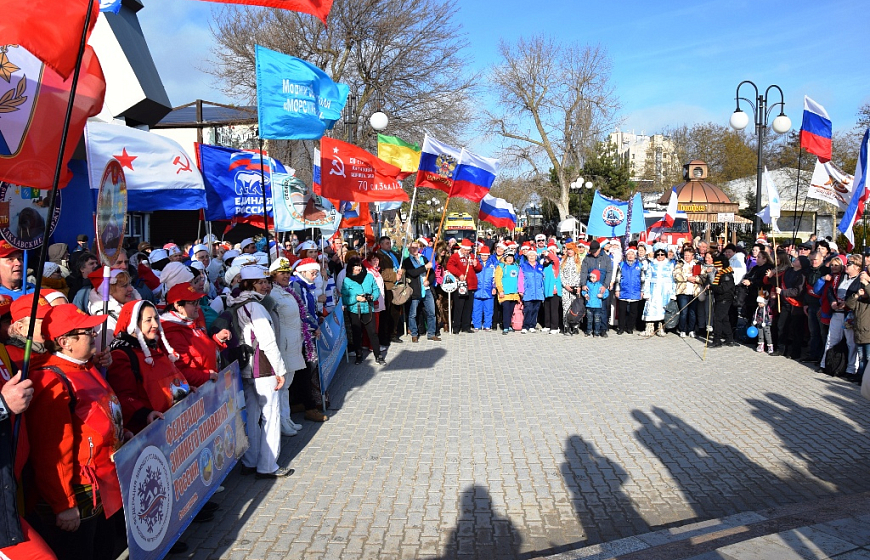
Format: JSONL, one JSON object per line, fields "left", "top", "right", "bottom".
{"left": 113, "top": 148, "right": 137, "bottom": 170}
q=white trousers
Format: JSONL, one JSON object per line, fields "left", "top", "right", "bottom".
{"left": 821, "top": 313, "right": 860, "bottom": 374}
{"left": 242, "top": 376, "right": 281, "bottom": 474}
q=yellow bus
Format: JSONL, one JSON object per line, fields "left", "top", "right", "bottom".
{"left": 443, "top": 212, "right": 476, "bottom": 242}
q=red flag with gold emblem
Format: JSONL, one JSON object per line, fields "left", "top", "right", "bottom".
{"left": 319, "top": 137, "right": 407, "bottom": 203}
{"left": 193, "top": 0, "right": 333, "bottom": 25}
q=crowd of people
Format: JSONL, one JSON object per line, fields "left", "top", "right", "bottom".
{"left": 0, "top": 225, "right": 863, "bottom": 559}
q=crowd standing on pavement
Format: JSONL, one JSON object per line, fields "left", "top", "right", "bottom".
{"left": 0, "top": 223, "right": 864, "bottom": 559}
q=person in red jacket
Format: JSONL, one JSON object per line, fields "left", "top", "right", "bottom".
{"left": 160, "top": 283, "right": 229, "bottom": 387}
{"left": 106, "top": 300, "right": 190, "bottom": 434}
{"left": 25, "top": 304, "right": 123, "bottom": 560}
{"left": 445, "top": 239, "right": 483, "bottom": 334}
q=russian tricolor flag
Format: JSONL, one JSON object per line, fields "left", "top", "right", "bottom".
{"left": 478, "top": 194, "right": 517, "bottom": 230}
{"left": 800, "top": 96, "right": 832, "bottom": 163}
{"left": 453, "top": 149, "right": 499, "bottom": 203}
{"left": 415, "top": 135, "right": 462, "bottom": 193}
{"left": 837, "top": 128, "right": 869, "bottom": 250}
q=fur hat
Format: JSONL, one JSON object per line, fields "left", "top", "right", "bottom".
{"left": 114, "top": 300, "right": 178, "bottom": 365}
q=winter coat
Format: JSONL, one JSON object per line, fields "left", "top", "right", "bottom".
{"left": 474, "top": 257, "right": 498, "bottom": 299}
{"left": 778, "top": 267, "right": 806, "bottom": 308}
{"left": 28, "top": 354, "right": 125, "bottom": 518}
{"left": 520, "top": 258, "right": 544, "bottom": 302}
{"left": 227, "top": 291, "right": 289, "bottom": 381}
{"left": 107, "top": 335, "right": 191, "bottom": 434}
{"left": 160, "top": 311, "right": 225, "bottom": 387}
{"left": 846, "top": 279, "right": 870, "bottom": 344}
{"left": 269, "top": 285, "right": 307, "bottom": 372}
{"left": 0, "top": 347, "right": 23, "bottom": 548}
{"left": 542, "top": 261, "right": 562, "bottom": 298}
{"left": 616, "top": 260, "right": 642, "bottom": 301}
{"left": 583, "top": 280, "right": 609, "bottom": 309}
{"left": 673, "top": 258, "right": 701, "bottom": 297}
{"left": 341, "top": 272, "right": 381, "bottom": 315}
{"left": 446, "top": 252, "right": 484, "bottom": 291}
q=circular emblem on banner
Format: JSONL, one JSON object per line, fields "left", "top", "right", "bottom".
{"left": 224, "top": 425, "right": 235, "bottom": 458}
{"left": 129, "top": 446, "right": 173, "bottom": 552}
{"left": 199, "top": 447, "right": 214, "bottom": 486}
{"left": 601, "top": 205, "right": 625, "bottom": 227}
{"left": 96, "top": 160, "right": 128, "bottom": 266}
{"left": 0, "top": 182, "right": 61, "bottom": 250}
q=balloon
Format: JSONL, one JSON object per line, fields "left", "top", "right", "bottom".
{"left": 746, "top": 326, "right": 759, "bottom": 338}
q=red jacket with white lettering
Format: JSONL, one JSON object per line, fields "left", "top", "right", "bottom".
{"left": 446, "top": 251, "right": 483, "bottom": 291}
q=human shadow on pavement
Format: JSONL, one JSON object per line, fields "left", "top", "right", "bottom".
{"left": 440, "top": 485, "right": 522, "bottom": 559}
{"left": 632, "top": 407, "right": 834, "bottom": 523}
{"left": 560, "top": 435, "right": 649, "bottom": 545}
{"left": 747, "top": 392, "right": 870, "bottom": 493}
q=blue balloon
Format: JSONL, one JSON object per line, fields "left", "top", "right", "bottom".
{"left": 746, "top": 326, "right": 759, "bottom": 338}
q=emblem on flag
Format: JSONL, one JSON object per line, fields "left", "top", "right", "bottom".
{"left": 602, "top": 205, "right": 625, "bottom": 227}
{"left": 0, "top": 46, "right": 41, "bottom": 157}
{"left": 436, "top": 154, "right": 458, "bottom": 179}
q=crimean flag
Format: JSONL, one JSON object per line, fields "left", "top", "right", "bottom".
{"left": 800, "top": 96, "right": 832, "bottom": 163}
{"left": 415, "top": 135, "right": 461, "bottom": 193}
{"left": 837, "top": 128, "right": 870, "bottom": 251}
{"left": 0, "top": 45, "right": 105, "bottom": 190}
{"left": 377, "top": 134, "right": 421, "bottom": 180}
{"left": 319, "top": 137, "right": 407, "bottom": 202}
{"left": 0, "top": 0, "right": 99, "bottom": 80}
{"left": 193, "top": 0, "right": 333, "bottom": 26}
{"left": 452, "top": 149, "right": 498, "bottom": 203}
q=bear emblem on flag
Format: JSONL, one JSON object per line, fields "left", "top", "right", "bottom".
{"left": 435, "top": 153, "right": 458, "bottom": 179}
{"left": 0, "top": 46, "right": 42, "bottom": 158}
{"left": 602, "top": 205, "right": 625, "bottom": 227}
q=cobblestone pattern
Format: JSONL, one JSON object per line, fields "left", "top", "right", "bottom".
{"left": 179, "top": 331, "right": 870, "bottom": 559}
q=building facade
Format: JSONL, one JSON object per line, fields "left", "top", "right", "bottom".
{"left": 608, "top": 130, "right": 679, "bottom": 187}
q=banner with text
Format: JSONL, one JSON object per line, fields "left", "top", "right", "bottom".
{"left": 114, "top": 363, "right": 248, "bottom": 560}
{"left": 318, "top": 302, "right": 347, "bottom": 403}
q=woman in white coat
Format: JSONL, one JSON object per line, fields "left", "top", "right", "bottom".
{"left": 229, "top": 265, "right": 293, "bottom": 478}
{"left": 269, "top": 258, "right": 310, "bottom": 436}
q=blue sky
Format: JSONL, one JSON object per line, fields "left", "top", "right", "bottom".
{"left": 139, "top": 0, "right": 869, "bottom": 135}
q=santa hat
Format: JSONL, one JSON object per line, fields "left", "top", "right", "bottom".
{"left": 478, "top": 245, "right": 491, "bottom": 255}
{"left": 460, "top": 239, "right": 474, "bottom": 249}
{"left": 294, "top": 258, "right": 319, "bottom": 273}
{"left": 418, "top": 237, "right": 431, "bottom": 247}
{"left": 496, "top": 241, "right": 507, "bottom": 251}
{"left": 547, "top": 241, "right": 558, "bottom": 251}
{"left": 114, "top": 300, "right": 178, "bottom": 365}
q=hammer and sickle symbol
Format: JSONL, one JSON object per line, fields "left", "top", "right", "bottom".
{"left": 173, "top": 153, "right": 192, "bottom": 174}
{"left": 329, "top": 156, "right": 346, "bottom": 178}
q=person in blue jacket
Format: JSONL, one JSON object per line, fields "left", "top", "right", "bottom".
{"left": 541, "top": 244, "right": 563, "bottom": 334}
{"left": 615, "top": 248, "right": 643, "bottom": 335}
{"left": 520, "top": 245, "right": 544, "bottom": 333}
{"left": 340, "top": 256, "right": 384, "bottom": 365}
{"left": 472, "top": 246, "right": 497, "bottom": 330}
{"left": 583, "top": 269, "right": 611, "bottom": 337}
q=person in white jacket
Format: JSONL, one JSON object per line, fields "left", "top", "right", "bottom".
{"left": 230, "top": 265, "right": 293, "bottom": 478}
{"left": 269, "top": 258, "right": 307, "bottom": 436}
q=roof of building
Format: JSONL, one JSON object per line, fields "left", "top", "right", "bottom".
{"left": 152, "top": 101, "right": 257, "bottom": 129}
{"left": 658, "top": 180, "right": 733, "bottom": 205}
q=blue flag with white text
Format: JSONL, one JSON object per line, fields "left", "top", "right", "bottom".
{"left": 586, "top": 191, "right": 645, "bottom": 238}
{"left": 100, "top": 0, "right": 122, "bottom": 13}
{"left": 198, "top": 143, "right": 288, "bottom": 221}
{"left": 255, "top": 45, "right": 350, "bottom": 140}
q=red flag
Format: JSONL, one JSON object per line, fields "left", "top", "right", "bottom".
{"left": 335, "top": 201, "right": 371, "bottom": 228}
{"left": 193, "top": 0, "right": 333, "bottom": 26}
{"left": 0, "top": 45, "right": 105, "bottom": 189}
{"left": 0, "top": 0, "right": 99, "bottom": 80}
{"left": 319, "top": 137, "right": 408, "bottom": 203}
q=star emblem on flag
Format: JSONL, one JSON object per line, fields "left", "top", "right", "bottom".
{"left": 0, "top": 49, "right": 20, "bottom": 83}
{"left": 113, "top": 147, "right": 137, "bottom": 170}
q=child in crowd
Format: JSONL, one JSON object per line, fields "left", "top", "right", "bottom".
{"left": 752, "top": 293, "right": 773, "bottom": 354}
{"left": 472, "top": 246, "right": 496, "bottom": 331}
{"left": 582, "top": 269, "right": 610, "bottom": 337}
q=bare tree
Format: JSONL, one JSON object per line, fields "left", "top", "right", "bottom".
{"left": 484, "top": 36, "right": 619, "bottom": 222}
{"left": 206, "top": 0, "right": 478, "bottom": 182}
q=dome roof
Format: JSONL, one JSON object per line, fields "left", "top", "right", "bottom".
{"left": 658, "top": 180, "right": 733, "bottom": 205}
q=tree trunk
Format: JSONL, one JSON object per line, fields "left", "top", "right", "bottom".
{"left": 556, "top": 183, "right": 570, "bottom": 223}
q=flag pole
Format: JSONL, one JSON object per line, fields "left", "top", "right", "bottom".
{"left": 258, "top": 137, "right": 272, "bottom": 266}
{"left": 20, "top": 0, "right": 95, "bottom": 383}
{"left": 771, "top": 232, "right": 781, "bottom": 313}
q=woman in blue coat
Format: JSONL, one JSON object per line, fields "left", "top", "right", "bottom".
{"left": 615, "top": 248, "right": 643, "bottom": 335}
{"left": 341, "top": 256, "right": 384, "bottom": 365}
{"left": 520, "top": 246, "right": 545, "bottom": 332}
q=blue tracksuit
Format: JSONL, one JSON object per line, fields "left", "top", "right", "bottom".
{"left": 473, "top": 256, "right": 497, "bottom": 329}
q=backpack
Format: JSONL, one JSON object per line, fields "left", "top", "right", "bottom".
{"left": 209, "top": 299, "right": 254, "bottom": 371}
{"left": 566, "top": 296, "right": 586, "bottom": 326}
{"left": 823, "top": 337, "right": 849, "bottom": 377}
{"left": 511, "top": 301, "right": 524, "bottom": 331}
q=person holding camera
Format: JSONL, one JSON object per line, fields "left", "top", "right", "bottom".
{"left": 341, "top": 256, "right": 385, "bottom": 365}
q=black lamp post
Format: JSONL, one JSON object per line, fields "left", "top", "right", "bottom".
{"left": 729, "top": 81, "right": 791, "bottom": 236}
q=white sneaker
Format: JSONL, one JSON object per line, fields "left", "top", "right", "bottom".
{"left": 541, "top": 328, "right": 550, "bottom": 334}
{"left": 281, "top": 425, "right": 298, "bottom": 437}
{"left": 521, "top": 329, "right": 528, "bottom": 334}
{"left": 549, "top": 330, "right": 556, "bottom": 335}
{"left": 679, "top": 332, "right": 686, "bottom": 338}
{"left": 688, "top": 331, "right": 696, "bottom": 338}
{"left": 528, "top": 327, "right": 536, "bottom": 333}
{"left": 289, "top": 420, "right": 302, "bottom": 431}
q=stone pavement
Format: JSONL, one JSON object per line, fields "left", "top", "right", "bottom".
{"left": 170, "top": 330, "right": 870, "bottom": 559}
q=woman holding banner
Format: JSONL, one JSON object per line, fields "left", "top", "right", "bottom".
{"left": 26, "top": 305, "right": 123, "bottom": 560}
{"left": 160, "top": 283, "right": 226, "bottom": 388}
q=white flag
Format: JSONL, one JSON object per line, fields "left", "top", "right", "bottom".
{"left": 807, "top": 159, "right": 854, "bottom": 210}
{"left": 85, "top": 122, "right": 206, "bottom": 211}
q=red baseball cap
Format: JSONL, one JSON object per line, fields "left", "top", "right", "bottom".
{"left": 165, "top": 282, "right": 200, "bottom": 304}
{"left": 42, "top": 304, "right": 107, "bottom": 341}
{"left": 0, "top": 241, "right": 21, "bottom": 259}
{"left": 0, "top": 295, "right": 11, "bottom": 318}
{"left": 10, "top": 293, "right": 51, "bottom": 322}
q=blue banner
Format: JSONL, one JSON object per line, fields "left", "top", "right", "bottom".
{"left": 198, "top": 143, "right": 288, "bottom": 221}
{"left": 586, "top": 191, "right": 646, "bottom": 238}
{"left": 114, "top": 363, "right": 248, "bottom": 560}
{"left": 255, "top": 45, "right": 350, "bottom": 140}
{"left": 317, "top": 302, "right": 348, "bottom": 402}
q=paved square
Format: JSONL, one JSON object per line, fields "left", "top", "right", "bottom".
{"left": 180, "top": 332, "right": 870, "bottom": 559}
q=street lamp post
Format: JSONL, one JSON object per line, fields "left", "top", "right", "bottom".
{"left": 569, "top": 176, "right": 598, "bottom": 223}
{"left": 729, "top": 81, "right": 791, "bottom": 236}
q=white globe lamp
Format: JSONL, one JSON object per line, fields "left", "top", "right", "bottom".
{"left": 772, "top": 114, "right": 792, "bottom": 134}
{"left": 729, "top": 110, "right": 750, "bottom": 131}
{"left": 369, "top": 111, "right": 389, "bottom": 131}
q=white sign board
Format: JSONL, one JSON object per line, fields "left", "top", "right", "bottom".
{"left": 717, "top": 212, "right": 735, "bottom": 223}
